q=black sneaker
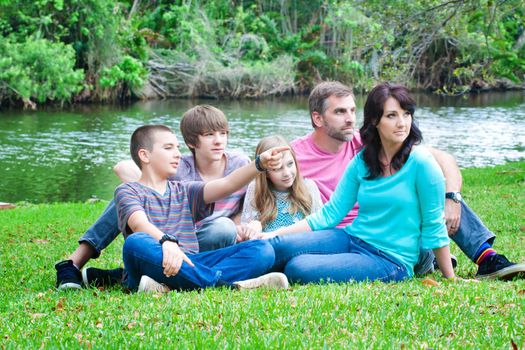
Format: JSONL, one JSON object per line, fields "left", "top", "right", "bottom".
{"left": 476, "top": 254, "right": 525, "bottom": 280}
{"left": 55, "top": 260, "right": 82, "bottom": 290}
{"left": 433, "top": 254, "right": 458, "bottom": 271}
{"left": 82, "top": 267, "right": 124, "bottom": 288}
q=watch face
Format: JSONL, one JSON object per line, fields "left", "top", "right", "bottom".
{"left": 456, "top": 192, "right": 462, "bottom": 201}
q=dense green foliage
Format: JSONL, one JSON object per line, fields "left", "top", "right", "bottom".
{"left": 0, "top": 162, "right": 524, "bottom": 347}
{"left": 1, "top": 0, "right": 524, "bottom": 106}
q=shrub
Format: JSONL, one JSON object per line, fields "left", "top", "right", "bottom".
{"left": 0, "top": 36, "right": 84, "bottom": 107}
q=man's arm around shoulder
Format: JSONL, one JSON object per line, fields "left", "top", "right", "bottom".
{"left": 427, "top": 146, "right": 462, "bottom": 235}
{"left": 114, "top": 160, "right": 141, "bottom": 183}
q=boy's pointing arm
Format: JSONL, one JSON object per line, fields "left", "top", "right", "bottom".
{"left": 203, "top": 146, "right": 289, "bottom": 204}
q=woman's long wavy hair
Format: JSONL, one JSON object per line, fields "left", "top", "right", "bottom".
{"left": 360, "top": 83, "right": 423, "bottom": 179}
{"left": 254, "top": 135, "right": 313, "bottom": 228}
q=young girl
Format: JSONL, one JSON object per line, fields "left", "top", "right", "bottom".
{"left": 241, "top": 135, "right": 322, "bottom": 233}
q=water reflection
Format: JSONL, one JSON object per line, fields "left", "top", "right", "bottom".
{"left": 1, "top": 91, "right": 524, "bottom": 203}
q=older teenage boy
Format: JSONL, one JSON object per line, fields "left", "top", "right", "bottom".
{"left": 55, "top": 105, "right": 251, "bottom": 290}
{"left": 115, "top": 106, "right": 252, "bottom": 250}
{"left": 118, "top": 124, "right": 288, "bottom": 292}
{"left": 272, "top": 81, "right": 524, "bottom": 280}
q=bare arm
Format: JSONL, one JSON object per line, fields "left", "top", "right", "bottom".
{"left": 427, "top": 146, "right": 462, "bottom": 235}
{"left": 433, "top": 246, "right": 455, "bottom": 279}
{"left": 258, "top": 218, "right": 312, "bottom": 239}
{"left": 113, "top": 160, "right": 142, "bottom": 183}
{"left": 274, "top": 219, "right": 312, "bottom": 236}
{"left": 203, "top": 146, "right": 289, "bottom": 204}
{"left": 127, "top": 210, "right": 165, "bottom": 241}
{"left": 427, "top": 147, "right": 462, "bottom": 192}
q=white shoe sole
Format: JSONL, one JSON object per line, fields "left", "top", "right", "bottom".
{"left": 81, "top": 268, "right": 90, "bottom": 287}
{"left": 58, "top": 282, "right": 82, "bottom": 290}
{"left": 138, "top": 275, "right": 170, "bottom": 293}
{"left": 477, "top": 263, "right": 525, "bottom": 280}
{"left": 234, "top": 272, "right": 289, "bottom": 290}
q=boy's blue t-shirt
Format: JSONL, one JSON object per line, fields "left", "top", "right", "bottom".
{"left": 115, "top": 180, "right": 213, "bottom": 254}
{"left": 306, "top": 146, "right": 449, "bottom": 276}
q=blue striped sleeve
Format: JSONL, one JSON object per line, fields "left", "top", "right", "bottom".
{"left": 114, "top": 183, "right": 144, "bottom": 236}
{"left": 184, "top": 181, "right": 214, "bottom": 222}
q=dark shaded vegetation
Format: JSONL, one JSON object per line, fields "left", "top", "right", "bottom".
{"left": 1, "top": 0, "right": 524, "bottom": 108}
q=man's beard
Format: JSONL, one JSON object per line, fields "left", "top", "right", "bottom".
{"left": 323, "top": 119, "right": 354, "bottom": 142}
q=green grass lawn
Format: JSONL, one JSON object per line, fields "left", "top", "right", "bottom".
{"left": 1, "top": 162, "right": 524, "bottom": 349}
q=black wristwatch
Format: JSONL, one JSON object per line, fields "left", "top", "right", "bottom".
{"left": 445, "top": 192, "right": 463, "bottom": 203}
{"left": 159, "top": 234, "right": 178, "bottom": 245}
{"left": 255, "top": 155, "right": 265, "bottom": 172}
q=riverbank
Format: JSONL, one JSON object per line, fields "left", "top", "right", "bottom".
{"left": 2, "top": 1, "right": 524, "bottom": 108}
{"left": 1, "top": 162, "right": 523, "bottom": 348}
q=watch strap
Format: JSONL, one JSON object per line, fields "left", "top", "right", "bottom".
{"left": 159, "top": 234, "right": 178, "bottom": 245}
{"left": 255, "top": 155, "right": 265, "bottom": 172}
{"left": 445, "top": 192, "right": 462, "bottom": 203}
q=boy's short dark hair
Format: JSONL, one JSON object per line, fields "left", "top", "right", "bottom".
{"left": 130, "top": 124, "right": 173, "bottom": 169}
{"left": 308, "top": 81, "right": 354, "bottom": 128}
{"left": 180, "top": 105, "right": 229, "bottom": 154}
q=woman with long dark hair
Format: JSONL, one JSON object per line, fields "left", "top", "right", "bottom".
{"left": 265, "top": 82, "right": 455, "bottom": 283}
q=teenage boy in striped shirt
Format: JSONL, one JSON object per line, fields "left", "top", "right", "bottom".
{"left": 116, "top": 124, "right": 289, "bottom": 292}
{"left": 55, "top": 106, "right": 258, "bottom": 290}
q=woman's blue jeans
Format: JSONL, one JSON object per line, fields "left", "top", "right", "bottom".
{"left": 123, "top": 233, "right": 275, "bottom": 291}
{"left": 269, "top": 229, "right": 409, "bottom": 284}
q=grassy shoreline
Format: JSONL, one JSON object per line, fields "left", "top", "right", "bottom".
{"left": 1, "top": 162, "right": 524, "bottom": 348}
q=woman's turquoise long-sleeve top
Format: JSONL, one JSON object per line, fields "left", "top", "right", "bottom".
{"left": 306, "top": 146, "right": 449, "bottom": 276}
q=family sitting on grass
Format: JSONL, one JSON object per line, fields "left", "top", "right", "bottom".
{"left": 55, "top": 81, "right": 525, "bottom": 292}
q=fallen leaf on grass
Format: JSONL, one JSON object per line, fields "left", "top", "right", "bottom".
{"left": 518, "top": 290, "right": 525, "bottom": 295}
{"left": 96, "top": 322, "right": 103, "bottom": 329}
{"left": 511, "top": 339, "right": 518, "bottom": 350}
{"left": 53, "top": 298, "right": 65, "bottom": 312}
{"left": 30, "top": 239, "right": 49, "bottom": 244}
{"left": 422, "top": 278, "right": 439, "bottom": 287}
{"left": 127, "top": 322, "right": 137, "bottom": 330}
{"left": 288, "top": 296, "right": 298, "bottom": 308}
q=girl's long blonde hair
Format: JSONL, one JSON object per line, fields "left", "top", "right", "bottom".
{"left": 254, "top": 135, "right": 313, "bottom": 228}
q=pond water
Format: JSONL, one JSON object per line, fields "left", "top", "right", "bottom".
{"left": 1, "top": 91, "right": 524, "bottom": 203}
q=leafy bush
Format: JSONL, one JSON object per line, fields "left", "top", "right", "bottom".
{"left": 0, "top": 36, "right": 84, "bottom": 106}
{"left": 100, "top": 55, "right": 147, "bottom": 93}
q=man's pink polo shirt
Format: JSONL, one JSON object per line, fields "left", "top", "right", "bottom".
{"left": 291, "top": 132, "right": 363, "bottom": 228}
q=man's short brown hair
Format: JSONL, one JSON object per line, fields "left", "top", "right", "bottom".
{"left": 180, "top": 105, "right": 229, "bottom": 154}
{"left": 130, "top": 125, "right": 174, "bottom": 169}
{"left": 308, "top": 81, "right": 354, "bottom": 128}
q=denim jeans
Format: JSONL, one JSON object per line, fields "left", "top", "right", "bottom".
{"left": 269, "top": 229, "right": 409, "bottom": 284}
{"left": 123, "top": 232, "right": 274, "bottom": 290}
{"left": 413, "top": 200, "right": 496, "bottom": 275}
{"left": 196, "top": 217, "right": 237, "bottom": 252}
{"left": 79, "top": 200, "right": 238, "bottom": 257}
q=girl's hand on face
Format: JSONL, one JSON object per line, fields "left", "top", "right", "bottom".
{"left": 259, "top": 146, "right": 290, "bottom": 171}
